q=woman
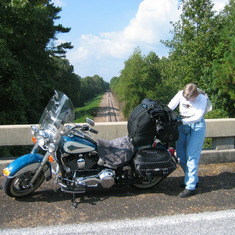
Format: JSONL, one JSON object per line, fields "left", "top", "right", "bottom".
{"left": 168, "top": 83, "right": 208, "bottom": 198}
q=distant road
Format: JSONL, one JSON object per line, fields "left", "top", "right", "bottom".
{"left": 94, "top": 92, "right": 125, "bottom": 122}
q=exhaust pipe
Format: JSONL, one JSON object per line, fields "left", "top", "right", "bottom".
{"left": 75, "top": 169, "right": 115, "bottom": 188}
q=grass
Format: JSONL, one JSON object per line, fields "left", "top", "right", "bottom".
{"left": 74, "top": 94, "right": 103, "bottom": 123}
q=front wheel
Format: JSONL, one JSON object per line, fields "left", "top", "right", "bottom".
{"left": 131, "top": 175, "right": 164, "bottom": 189}
{"left": 3, "top": 168, "right": 45, "bottom": 198}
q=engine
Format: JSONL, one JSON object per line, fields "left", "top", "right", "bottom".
{"left": 58, "top": 152, "right": 115, "bottom": 193}
{"left": 61, "top": 152, "right": 99, "bottom": 171}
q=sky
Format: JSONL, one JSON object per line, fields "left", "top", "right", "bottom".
{"left": 52, "top": 0, "right": 229, "bottom": 82}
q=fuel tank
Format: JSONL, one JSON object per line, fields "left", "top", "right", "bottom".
{"left": 61, "top": 135, "right": 97, "bottom": 154}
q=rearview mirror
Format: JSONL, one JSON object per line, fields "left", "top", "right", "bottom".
{"left": 86, "top": 117, "right": 95, "bottom": 126}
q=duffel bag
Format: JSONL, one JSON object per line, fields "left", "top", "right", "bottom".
{"left": 134, "top": 148, "right": 177, "bottom": 177}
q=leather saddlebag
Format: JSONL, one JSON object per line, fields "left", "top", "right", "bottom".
{"left": 134, "top": 148, "right": 177, "bottom": 177}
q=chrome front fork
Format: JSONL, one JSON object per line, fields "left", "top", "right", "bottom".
{"left": 29, "top": 152, "right": 50, "bottom": 185}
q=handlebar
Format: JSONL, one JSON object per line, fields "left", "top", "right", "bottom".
{"left": 70, "top": 124, "right": 98, "bottom": 135}
{"left": 89, "top": 128, "right": 98, "bottom": 134}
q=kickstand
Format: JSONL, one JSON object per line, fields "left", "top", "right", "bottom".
{"left": 71, "top": 193, "right": 79, "bottom": 208}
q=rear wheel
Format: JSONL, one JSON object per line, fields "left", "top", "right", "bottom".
{"left": 3, "top": 168, "right": 45, "bottom": 197}
{"left": 131, "top": 176, "right": 164, "bottom": 189}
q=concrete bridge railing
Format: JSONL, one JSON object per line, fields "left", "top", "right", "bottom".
{"left": 0, "top": 119, "right": 235, "bottom": 164}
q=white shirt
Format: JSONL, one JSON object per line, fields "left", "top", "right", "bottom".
{"left": 168, "top": 90, "right": 207, "bottom": 125}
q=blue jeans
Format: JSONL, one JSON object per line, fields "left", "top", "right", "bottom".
{"left": 176, "top": 119, "right": 206, "bottom": 190}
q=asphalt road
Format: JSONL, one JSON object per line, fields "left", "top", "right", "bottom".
{"left": 1, "top": 162, "right": 235, "bottom": 232}
{"left": 1, "top": 210, "right": 235, "bottom": 235}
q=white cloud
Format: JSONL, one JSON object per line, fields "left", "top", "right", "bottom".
{"left": 51, "top": 0, "right": 64, "bottom": 7}
{"left": 68, "top": 0, "right": 180, "bottom": 63}
{"left": 59, "top": 0, "right": 229, "bottom": 81}
{"left": 213, "top": 0, "right": 229, "bottom": 12}
{"left": 123, "top": 0, "right": 179, "bottom": 43}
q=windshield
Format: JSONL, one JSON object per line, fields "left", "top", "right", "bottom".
{"left": 39, "top": 90, "right": 75, "bottom": 129}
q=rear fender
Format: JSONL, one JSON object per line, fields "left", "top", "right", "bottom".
{"left": 5, "top": 153, "right": 51, "bottom": 180}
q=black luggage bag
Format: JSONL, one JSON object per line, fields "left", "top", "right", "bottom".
{"left": 127, "top": 98, "right": 179, "bottom": 147}
{"left": 127, "top": 99, "right": 162, "bottom": 147}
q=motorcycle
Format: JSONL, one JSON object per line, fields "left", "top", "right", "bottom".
{"left": 2, "top": 91, "right": 178, "bottom": 206}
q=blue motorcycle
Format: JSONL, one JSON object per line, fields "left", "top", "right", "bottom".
{"left": 2, "top": 91, "right": 178, "bottom": 201}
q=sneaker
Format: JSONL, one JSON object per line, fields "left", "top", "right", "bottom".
{"left": 179, "top": 183, "right": 199, "bottom": 188}
{"left": 179, "top": 189, "right": 196, "bottom": 198}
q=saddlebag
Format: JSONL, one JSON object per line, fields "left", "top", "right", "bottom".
{"left": 134, "top": 148, "right": 177, "bottom": 178}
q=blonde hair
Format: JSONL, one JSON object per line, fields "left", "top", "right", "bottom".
{"left": 183, "top": 83, "right": 199, "bottom": 100}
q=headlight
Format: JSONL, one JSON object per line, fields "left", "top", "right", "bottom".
{"left": 35, "top": 130, "right": 50, "bottom": 148}
{"left": 31, "top": 125, "right": 39, "bottom": 135}
{"left": 39, "top": 130, "right": 49, "bottom": 139}
{"left": 33, "top": 127, "right": 58, "bottom": 150}
{"left": 48, "top": 143, "right": 56, "bottom": 153}
{"left": 37, "top": 135, "right": 46, "bottom": 146}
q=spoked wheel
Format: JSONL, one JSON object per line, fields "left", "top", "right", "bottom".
{"left": 131, "top": 175, "right": 164, "bottom": 189}
{"left": 3, "top": 169, "right": 45, "bottom": 198}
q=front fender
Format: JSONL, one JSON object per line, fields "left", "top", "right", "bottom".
{"left": 4, "top": 153, "right": 51, "bottom": 178}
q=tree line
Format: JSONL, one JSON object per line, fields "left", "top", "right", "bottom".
{"left": 1, "top": 0, "right": 235, "bottom": 126}
{"left": 110, "top": 0, "right": 235, "bottom": 119}
{"left": 0, "top": 0, "right": 108, "bottom": 125}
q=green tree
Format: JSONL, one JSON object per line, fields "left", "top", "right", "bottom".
{"left": 115, "top": 48, "right": 148, "bottom": 116}
{"left": 162, "top": 0, "right": 219, "bottom": 89}
{"left": 112, "top": 0, "right": 235, "bottom": 118}
{"left": 212, "top": 0, "right": 235, "bottom": 116}
{"left": 80, "top": 75, "right": 109, "bottom": 106}
{"left": 160, "top": 0, "right": 233, "bottom": 118}
{"left": 50, "top": 57, "right": 82, "bottom": 107}
{"left": 113, "top": 48, "right": 164, "bottom": 117}
{"left": 143, "top": 52, "right": 173, "bottom": 104}
{"left": 110, "top": 76, "right": 119, "bottom": 92}
{"left": 213, "top": 39, "right": 235, "bottom": 115}
{"left": 0, "top": 0, "right": 76, "bottom": 124}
